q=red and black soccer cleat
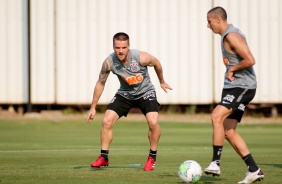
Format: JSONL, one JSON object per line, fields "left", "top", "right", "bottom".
{"left": 143, "top": 156, "right": 156, "bottom": 171}
{"left": 90, "top": 155, "right": 109, "bottom": 168}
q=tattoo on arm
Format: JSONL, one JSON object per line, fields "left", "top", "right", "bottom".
{"left": 98, "top": 61, "right": 110, "bottom": 84}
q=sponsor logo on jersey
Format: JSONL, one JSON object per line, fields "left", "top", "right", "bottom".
{"left": 126, "top": 73, "right": 143, "bottom": 85}
{"left": 113, "top": 61, "right": 120, "bottom": 67}
{"left": 223, "top": 56, "right": 229, "bottom": 65}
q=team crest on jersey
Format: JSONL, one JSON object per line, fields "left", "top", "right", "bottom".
{"left": 129, "top": 59, "right": 140, "bottom": 72}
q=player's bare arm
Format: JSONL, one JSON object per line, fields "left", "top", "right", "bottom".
{"left": 140, "top": 52, "right": 172, "bottom": 93}
{"left": 224, "top": 33, "right": 256, "bottom": 81}
{"left": 98, "top": 59, "right": 111, "bottom": 84}
{"left": 86, "top": 59, "right": 111, "bottom": 123}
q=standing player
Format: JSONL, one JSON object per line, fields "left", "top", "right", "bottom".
{"left": 204, "top": 7, "right": 264, "bottom": 183}
{"left": 86, "top": 32, "right": 172, "bottom": 171}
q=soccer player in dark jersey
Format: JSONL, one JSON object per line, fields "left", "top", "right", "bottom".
{"left": 204, "top": 7, "right": 264, "bottom": 183}
{"left": 86, "top": 32, "right": 172, "bottom": 171}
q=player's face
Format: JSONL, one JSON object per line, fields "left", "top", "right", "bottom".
{"left": 207, "top": 13, "right": 220, "bottom": 34}
{"left": 113, "top": 40, "right": 130, "bottom": 62}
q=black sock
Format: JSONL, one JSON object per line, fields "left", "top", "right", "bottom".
{"left": 101, "top": 150, "right": 109, "bottom": 161}
{"left": 242, "top": 153, "right": 259, "bottom": 172}
{"left": 149, "top": 149, "right": 157, "bottom": 161}
{"left": 212, "top": 145, "right": 223, "bottom": 166}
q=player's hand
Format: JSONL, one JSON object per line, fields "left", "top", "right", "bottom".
{"left": 86, "top": 108, "right": 96, "bottom": 124}
{"left": 226, "top": 69, "right": 235, "bottom": 81}
{"left": 160, "top": 82, "right": 173, "bottom": 93}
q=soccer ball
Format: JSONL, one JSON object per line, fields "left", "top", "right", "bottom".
{"left": 178, "top": 160, "right": 202, "bottom": 183}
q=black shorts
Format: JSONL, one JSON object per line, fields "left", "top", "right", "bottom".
{"left": 219, "top": 88, "right": 256, "bottom": 122}
{"left": 107, "top": 91, "right": 160, "bottom": 118}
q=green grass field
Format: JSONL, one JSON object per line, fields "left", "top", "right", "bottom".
{"left": 0, "top": 116, "right": 281, "bottom": 184}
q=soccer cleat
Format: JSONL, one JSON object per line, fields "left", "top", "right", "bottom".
{"left": 143, "top": 156, "right": 156, "bottom": 171}
{"left": 90, "top": 155, "right": 109, "bottom": 168}
{"left": 204, "top": 161, "right": 221, "bottom": 176}
{"left": 238, "top": 168, "right": 264, "bottom": 184}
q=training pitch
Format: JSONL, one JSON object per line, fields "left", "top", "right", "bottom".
{"left": 0, "top": 115, "right": 281, "bottom": 183}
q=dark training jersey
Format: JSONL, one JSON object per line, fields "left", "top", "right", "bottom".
{"left": 108, "top": 49, "right": 156, "bottom": 100}
{"left": 221, "top": 24, "right": 257, "bottom": 89}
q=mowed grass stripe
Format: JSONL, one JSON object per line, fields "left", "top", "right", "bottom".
{"left": 0, "top": 118, "right": 281, "bottom": 184}
{"left": 0, "top": 147, "right": 212, "bottom": 153}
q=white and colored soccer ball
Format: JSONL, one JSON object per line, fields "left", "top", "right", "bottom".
{"left": 178, "top": 160, "right": 202, "bottom": 183}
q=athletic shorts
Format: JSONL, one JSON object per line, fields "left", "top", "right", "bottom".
{"left": 219, "top": 88, "right": 256, "bottom": 122}
{"left": 107, "top": 91, "right": 160, "bottom": 118}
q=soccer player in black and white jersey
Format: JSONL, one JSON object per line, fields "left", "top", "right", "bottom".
{"left": 86, "top": 32, "right": 172, "bottom": 171}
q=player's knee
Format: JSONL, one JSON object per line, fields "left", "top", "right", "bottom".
{"left": 148, "top": 120, "right": 159, "bottom": 130}
{"left": 211, "top": 112, "right": 222, "bottom": 125}
{"left": 224, "top": 129, "right": 235, "bottom": 139}
{"left": 102, "top": 117, "right": 113, "bottom": 129}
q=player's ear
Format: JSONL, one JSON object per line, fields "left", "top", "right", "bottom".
{"left": 217, "top": 16, "right": 221, "bottom": 23}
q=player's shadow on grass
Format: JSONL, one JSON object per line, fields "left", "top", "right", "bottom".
{"left": 260, "top": 163, "right": 282, "bottom": 168}
{"left": 174, "top": 177, "right": 224, "bottom": 184}
{"left": 158, "top": 173, "right": 178, "bottom": 179}
{"left": 197, "top": 175, "right": 225, "bottom": 184}
{"left": 73, "top": 165, "right": 143, "bottom": 171}
{"left": 73, "top": 166, "right": 89, "bottom": 169}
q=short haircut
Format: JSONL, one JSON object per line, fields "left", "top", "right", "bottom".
{"left": 208, "top": 6, "right": 227, "bottom": 21}
{"left": 113, "top": 32, "right": 130, "bottom": 46}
